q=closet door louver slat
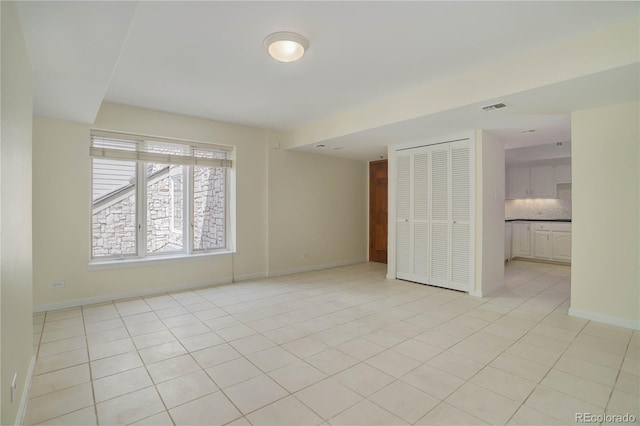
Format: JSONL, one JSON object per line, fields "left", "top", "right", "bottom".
{"left": 396, "top": 154, "right": 411, "bottom": 279}
{"left": 450, "top": 143, "right": 471, "bottom": 291}
{"left": 429, "top": 146, "right": 450, "bottom": 287}
{"left": 412, "top": 151, "right": 430, "bottom": 280}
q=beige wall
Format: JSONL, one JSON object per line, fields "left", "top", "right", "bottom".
{"left": 33, "top": 103, "right": 367, "bottom": 309}
{"left": 570, "top": 100, "right": 640, "bottom": 328}
{"left": 474, "top": 130, "right": 506, "bottom": 297}
{"left": 267, "top": 134, "right": 368, "bottom": 274}
{"left": 33, "top": 104, "right": 268, "bottom": 308}
{"left": 1, "top": 2, "right": 34, "bottom": 423}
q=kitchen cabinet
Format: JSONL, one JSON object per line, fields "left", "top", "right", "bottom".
{"left": 530, "top": 165, "right": 556, "bottom": 197}
{"left": 507, "top": 164, "right": 555, "bottom": 199}
{"left": 552, "top": 230, "right": 572, "bottom": 261}
{"left": 510, "top": 221, "right": 571, "bottom": 263}
{"left": 555, "top": 163, "right": 571, "bottom": 184}
{"left": 505, "top": 222, "right": 512, "bottom": 261}
{"left": 532, "top": 223, "right": 552, "bottom": 259}
{"left": 512, "top": 222, "right": 531, "bottom": 257}
{"left": 508, "top": 166, "right": 530, "bottom": 199}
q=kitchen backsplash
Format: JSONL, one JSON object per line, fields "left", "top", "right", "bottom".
{"left": 505, "top": 184, "right": 572, "bottom": 220}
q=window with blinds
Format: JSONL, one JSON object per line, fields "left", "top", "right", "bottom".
{"left": 90, "top": 131, "right": 234, "bottom": 261}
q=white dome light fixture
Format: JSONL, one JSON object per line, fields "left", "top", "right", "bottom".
{"left": 264, "top": 31, "right": 309, "bottom": 63}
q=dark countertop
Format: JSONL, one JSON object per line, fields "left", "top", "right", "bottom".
{"left": 506, "top": 219, "right": 572, "bottom": 222}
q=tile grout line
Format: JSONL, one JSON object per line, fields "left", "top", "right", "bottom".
{"left": 80, "top": 303, "right": 100, "bottom": 426}
{"left": 31, "top": 262, "right": 631, "bottom": 426}
{"left": 503, "top": 316, "right": 592, "bottom": 425}
{"left": 602, "top": 328, "right": 634, "bottom": 416}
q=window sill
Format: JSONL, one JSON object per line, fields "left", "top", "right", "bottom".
{"left": 87, "top": 250, "right": 234, "bottom": 271}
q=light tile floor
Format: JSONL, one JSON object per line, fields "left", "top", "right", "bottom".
{"left": 27, "top": 261, "right": 639, "bottom": 425}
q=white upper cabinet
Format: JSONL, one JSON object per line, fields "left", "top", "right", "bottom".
{"left": 530, "top": 165, "right": 556, "bottom": 197}
{"left": 506, "top": 162, "right": 562, "bottom": 199}
{"left": 555, "top": 163, "right": 572, "bottom": 184}
{"left": 508, "top": 166, "right": 530, "bottom": 198}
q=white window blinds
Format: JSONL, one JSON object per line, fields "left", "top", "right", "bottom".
{"left": 90, "top": 130, "right": 233, "bottom": 168}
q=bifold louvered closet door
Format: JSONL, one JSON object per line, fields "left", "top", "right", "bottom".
{"left": 395, "top": 139, "right": 472, "bottom": 292}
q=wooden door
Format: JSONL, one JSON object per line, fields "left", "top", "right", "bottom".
{"left": 369, "top": 160, "right": 388, "bottom": 263}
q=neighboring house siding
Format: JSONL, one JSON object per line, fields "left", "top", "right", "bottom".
{"left": 92, "top": 159, "right": 136, "bottom": 201}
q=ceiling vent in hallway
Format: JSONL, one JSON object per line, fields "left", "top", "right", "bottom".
{"left": 481, "top": 102, "right": 508, "bottom": 111}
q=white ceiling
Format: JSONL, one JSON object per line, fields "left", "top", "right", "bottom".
{"left": 16, "top": 1, "right": 640, "bottom": 160}
{"left": 298, "top": 63, "right": 638, "bottom": 160}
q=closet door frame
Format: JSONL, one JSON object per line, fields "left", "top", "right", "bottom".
{"left": 387, "top": 132, "right": 475, "bottom": 293}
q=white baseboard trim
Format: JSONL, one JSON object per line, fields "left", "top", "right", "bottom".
{"left": 267, "top": 258, "right": 367, "bottom": 278}
{"left": 34, "top": 259, "right": 372, "bottom": 313}
{"left": 15, "top": 356, "right": 35, "bottom": 426}
{"left": 234, "top": 272, "right": 268, "bottom": 282}
{"left": 33, "top": 276, "right": 239, "bottom": 313}
{"left": 569, "top": 308, "right": 640, "bottom": 330}
{"left": 471, "top": 283, "right": 506, "bottom": 299}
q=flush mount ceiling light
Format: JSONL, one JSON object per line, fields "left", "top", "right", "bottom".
{"left": 264, "top": 31, "right": 309, "bottom": 63}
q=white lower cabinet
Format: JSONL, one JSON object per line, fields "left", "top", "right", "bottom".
{"left": 505, "top": 223, "right": 512, "bottom": 261}
{"left": 552, "top": 231, "right": 572, "bottom": 261}
{"left": 533, "top": 230, "right": 552, "bottom": 259}
{"left": 512, "top": 223, "right": 531, "bottom": 257}
{"left": 511, "top": 221, "right": 571, "bottom": 263}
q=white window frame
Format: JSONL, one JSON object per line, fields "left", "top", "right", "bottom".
{"left": 89, "top": 130, "right": 235, "bottom": 265}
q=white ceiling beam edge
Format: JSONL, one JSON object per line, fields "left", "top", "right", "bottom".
{"left": 16, "top": 1, "right": 139, "bottom": 124}
{"left": 284, "top": 18, "right": 640, "bottom": 151}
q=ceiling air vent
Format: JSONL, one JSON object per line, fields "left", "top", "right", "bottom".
{"left": 481, "top": 102, "right": 507, "bottom": 111}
